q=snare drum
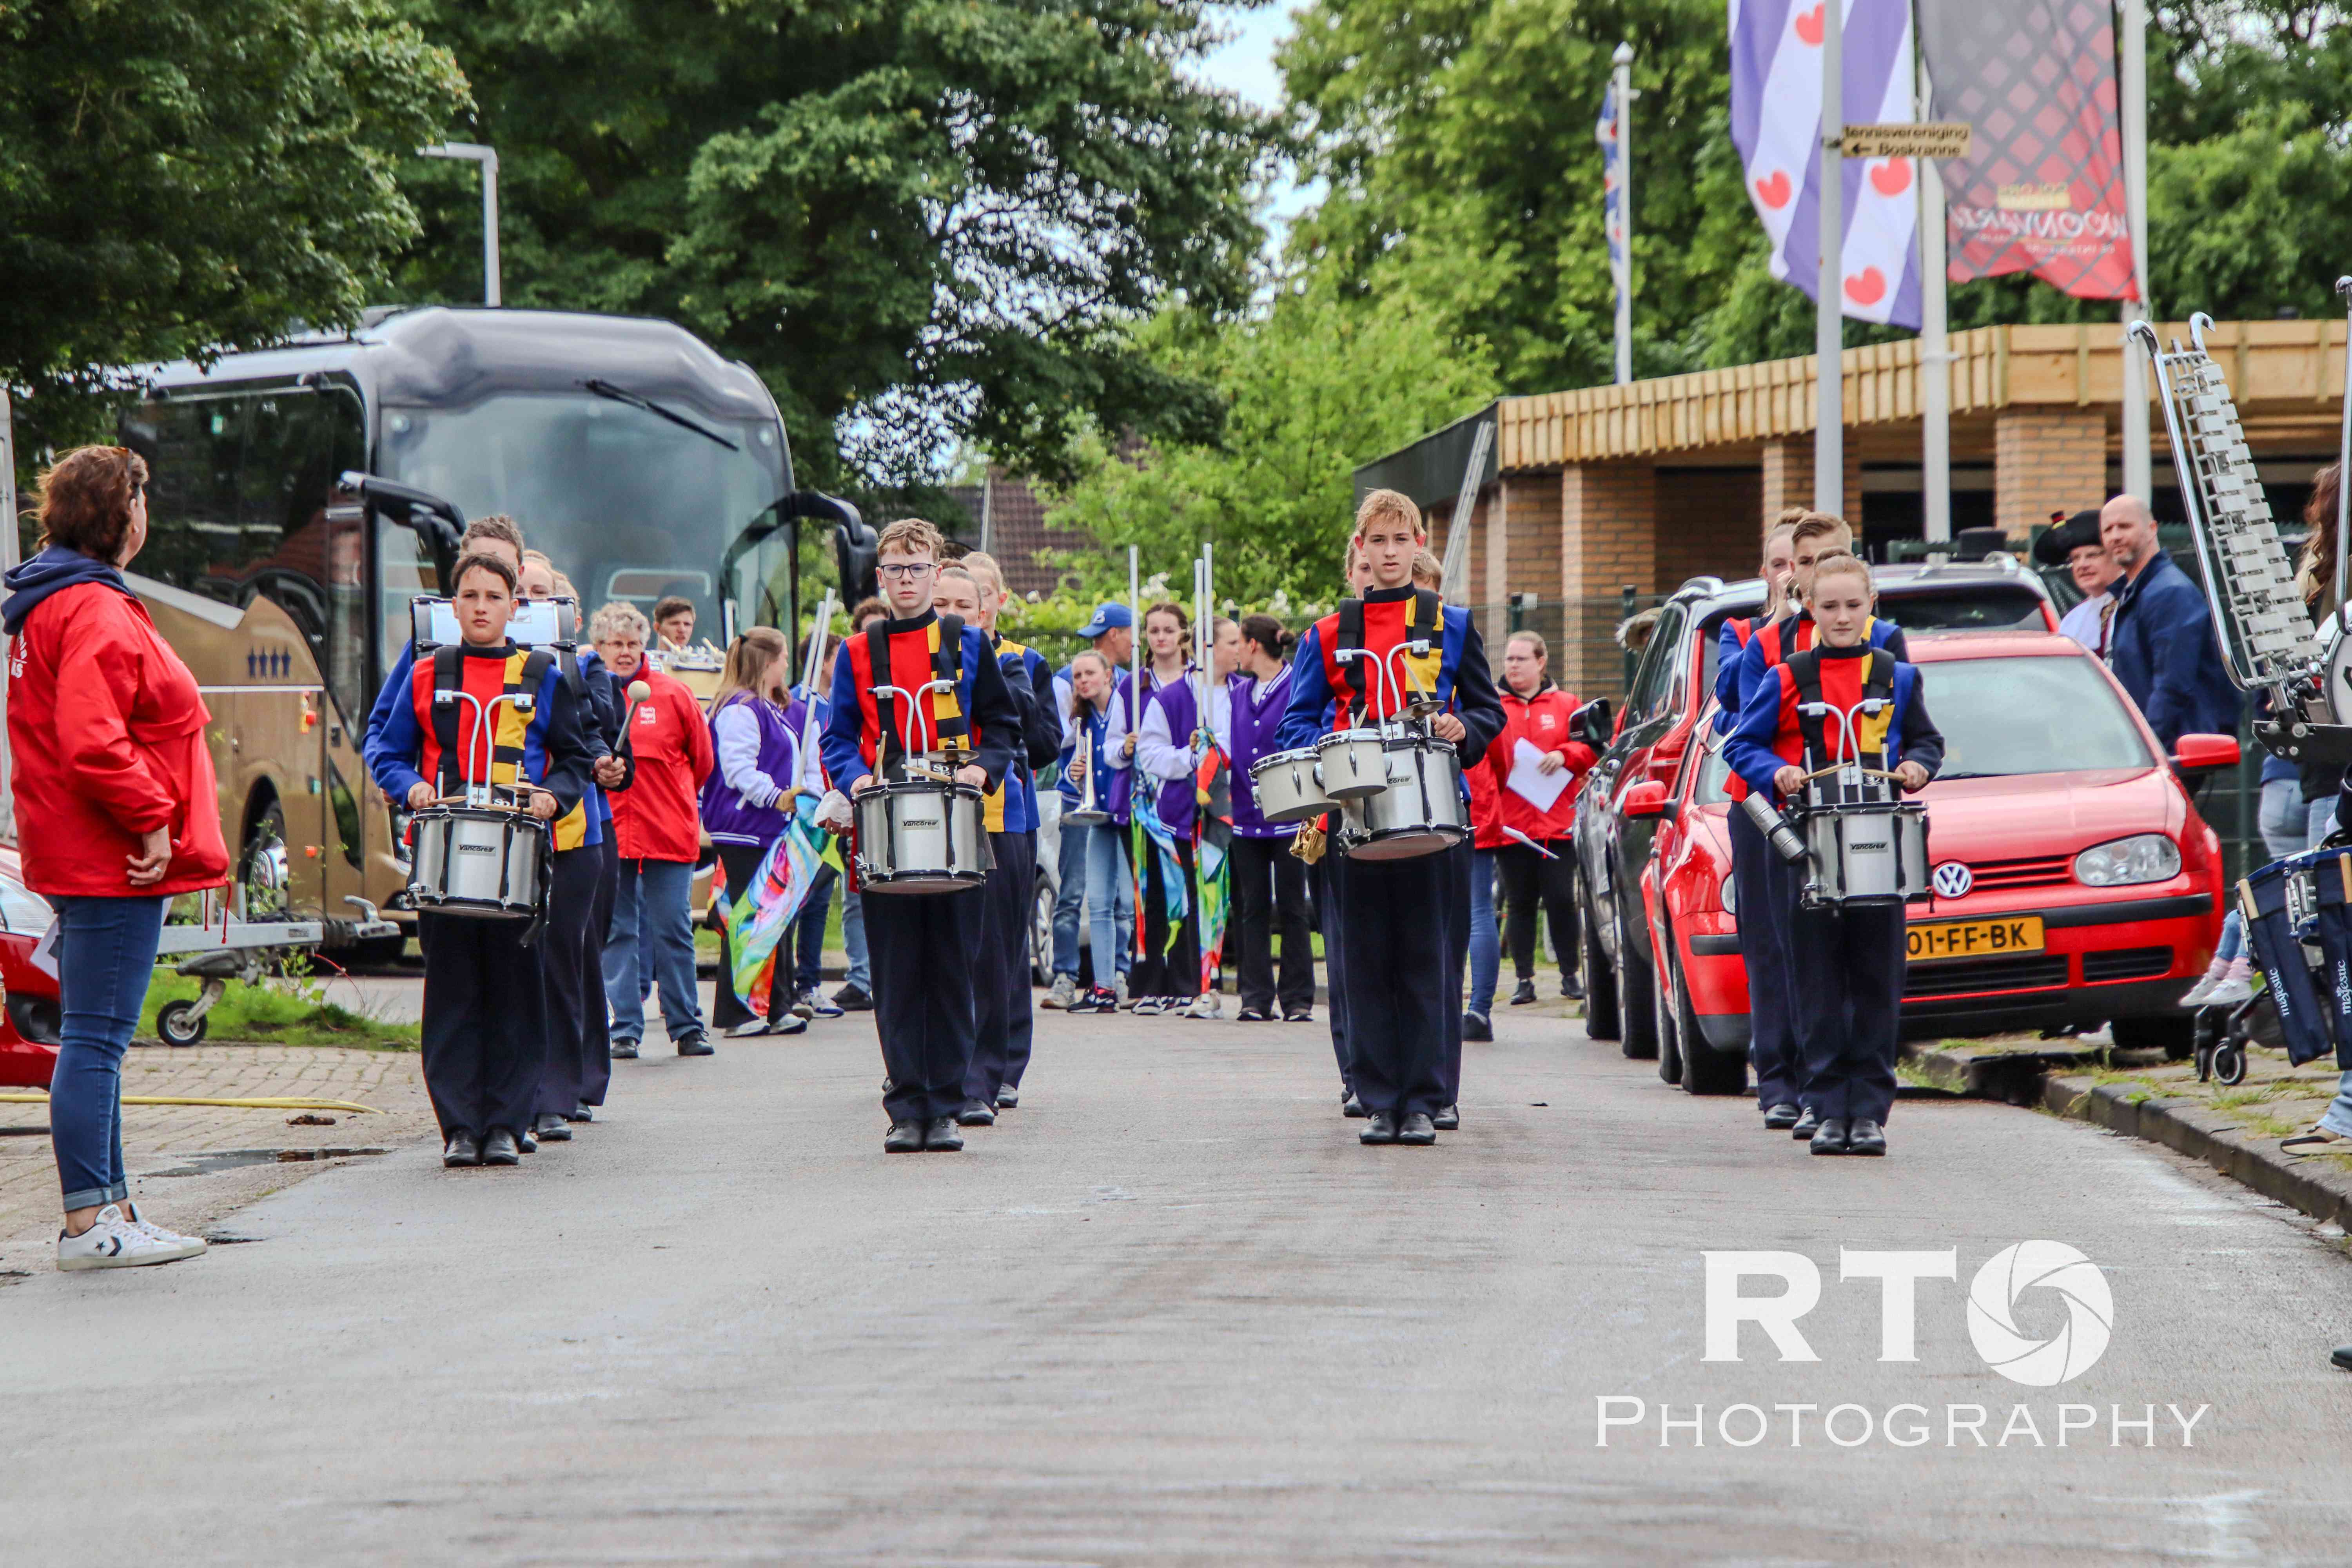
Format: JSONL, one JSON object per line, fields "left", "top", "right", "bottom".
{"left": 1338, "top": 735, "right": 1469, "bottom": 861}
{"left": 407, "top": 805, "right": 551, "bottom": 920}
{"left": 1797, "top": 798, "right": 1929, "bottom": 908}
{"left": 1316, "top": 729, "right": 1389, "bottom": 799}
{"left": 1249, "top": 747, "right": 1338, "bottom": 824}
{"left": 854, "top": 779, "right": 989, "bottom": 894}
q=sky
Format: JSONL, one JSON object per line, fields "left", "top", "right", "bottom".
{"left": 1189, "top": 4, "right": 1321, "bottom": 255}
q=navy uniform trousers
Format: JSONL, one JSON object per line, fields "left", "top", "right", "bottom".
{"left": 968, "top": 829, "right": 1038, "bottom": 1105}
{"left": 538, "top": 844, "right": 605, "bottom": 1120}
{"left": 868, "top": 882, "right": 985, "bottom": 1124}
{"left": 1316, "top": 842, "right": 1352, "bottom": 1092}
{"left": 1333, "top": 845, "right": 1459, "bottom": 1119}
{"left": 582, "top": 835, "right": 618, "bottom": 1107}
{"left": 1788, "top": 899, "right": 1905, "bottom": 1124}
{"left": 1729, "top": 809, "right": 1804, "bottom": 1109}
{"left": 421, "top": 911, "right": 549, "bottom": 1140}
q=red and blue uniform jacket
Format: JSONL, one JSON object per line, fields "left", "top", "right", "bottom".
{"left": 367, "top": 641, "right": 593, "bottom": 842}
{"left": 821, "top": 608, "right": 1018, "bottom": 794}
{"left": 1274, "top": 586, "right": 1505, "bottom": 777}
{"left": 1723, "top": 642, "right": 1945, "bottom": 807}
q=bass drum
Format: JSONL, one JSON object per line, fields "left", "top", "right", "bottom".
{"left": 1338, "top": 736, "right": 1469, "bottom": 861}
{"left": 408, "top": 805, "right": 550, "bottom": 920}
{"left": 854, "top": 779, "right": 990, "bottom": 894}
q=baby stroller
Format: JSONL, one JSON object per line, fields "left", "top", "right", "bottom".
{"left": 2217, "top": 846, "right": 2352, "bottom": 1088}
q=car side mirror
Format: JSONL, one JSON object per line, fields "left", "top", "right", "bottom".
{"left": 2171, "top": 733, "right": 2240, "bottom": 772}
{"left": 1622, "top": 780, "right": 1670, "bottom": 818}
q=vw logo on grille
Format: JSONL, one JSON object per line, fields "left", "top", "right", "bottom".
{"left": 1932, "top": 861, "right": 1975, "bottom": 898}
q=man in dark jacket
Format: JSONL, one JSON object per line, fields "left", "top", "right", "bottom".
{"left": 2100, "top": 494, "right": 2240, "bottom": 748}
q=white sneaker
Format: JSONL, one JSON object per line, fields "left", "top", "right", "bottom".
{"left": 2206, "top": 957, "right": 2255, "bottom": 1006}
{"left": 1181, "top": 994, "right": 1221, "bottom": 1020}
{"left": 767, "top": 1012, "right": 809, "bottom": 1036}
{"left": 57, "top": 1205, "right": 205, "bottom": 1271}
{"left": 727, "top": 1018, "right": 773, "bottom": 1038}
{"left": 2179, "top": 956, "right": 2229, "bottom": 1008}
{"left": 1044, "top": 975, "right": 1078, "bottom": 1010}
{"left": 120, "top": 1202, "right": 207, "bottom": 1253}
{"left": 1114, "top": 974, "right": 1130, "bottom": 1005}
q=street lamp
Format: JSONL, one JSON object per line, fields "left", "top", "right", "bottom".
{"left": 419, "top": 142, "right": 501, "bottom": 307}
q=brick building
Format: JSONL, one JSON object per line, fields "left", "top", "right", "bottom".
{"left": 942, "top": 469, "right": 1091, "bottom": 598}
{"left": 1359, "top": 319, "right": 2347, "bottom": 695}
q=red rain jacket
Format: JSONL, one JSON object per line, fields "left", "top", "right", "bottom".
{"left": 610, "top": 665, "right": 714, "bottom": 863}
{"left": 8, "top": 582, "right": 229, "bottom": 898}
{"left": 1483, "top": 683, "right": 1594, "bottom": 844}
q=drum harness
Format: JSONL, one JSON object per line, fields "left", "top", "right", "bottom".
{"left": 421, "top": 644, "right": 559, "bottom": 945}
{"left": 1785, "top": 647, "right": 1898, "bottom": 808}
{"left": 860, "top": 615, "right": 995, "bottom": 877}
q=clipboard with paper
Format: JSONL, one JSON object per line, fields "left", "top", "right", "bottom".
{"left": 1504, "top": 738, "right": 1572, "bottom": 813}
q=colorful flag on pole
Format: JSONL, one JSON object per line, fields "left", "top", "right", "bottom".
{"left": 712, "top": 797, "right": 830, "bottom": 1018}
{"left": 1597, "top": 85, "right": 1630, "bottom": 332}
{"left": 1919, "top": 0, "right": 2136, "bottom": 299}
{"left": 1192, "top": 740, "right": 1232, "bottom": 997}
{"left": 1728, "top": 0, "right": 1922, "bottom": 329}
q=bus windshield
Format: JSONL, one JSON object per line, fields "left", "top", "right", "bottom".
{"left": 377, "top": 391, "right": 783, "bottom": 668}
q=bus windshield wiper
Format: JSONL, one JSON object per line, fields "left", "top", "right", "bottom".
{"left": 580, "top": 378, "right": 740, "bottom": 451}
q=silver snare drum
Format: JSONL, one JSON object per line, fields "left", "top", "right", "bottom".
{"left": 855, "top": 779, "right": 989, "bottom": 894}
{"left": 1316, "top": 729, "right": 1389, "bottom": 799}
{"left": 1797, "top": 799, "right": 1929, "bottom": 908}
{"left": 1338, "top": 736, "right": 1468, "bottom": 861}
{"left": 408, "top": 805, "right": 550, "bottom": 920}
{"left": 1249, "top": 747, "right": 1338, "bottom": 824}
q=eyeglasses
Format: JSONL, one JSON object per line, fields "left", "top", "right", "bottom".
{"left": 877, "top": 562, "right": 935, "bottom": 583}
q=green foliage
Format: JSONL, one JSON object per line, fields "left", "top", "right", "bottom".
{"left": 388, "top": 0, "right": 1278, "bottom": 489}
{"left": 139, "top": 970, "right": 421, "bottom": 1050}
{"left": 0, "top": 0, "right": 469, "bottom": 479}
{"left": 1040, "top": 278, "right": 1495, "bottom": 605}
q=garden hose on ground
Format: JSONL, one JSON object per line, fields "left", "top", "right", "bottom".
{"left": 0, "top": 1094, "right": 381, "bottom": 1114}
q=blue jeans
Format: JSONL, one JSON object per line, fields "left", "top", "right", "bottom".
{"left": 51, "top": 894, "right": 167, "bottom": 1211}
{"left": 2312, "top": 795, "right": 2340, "bottom": 848}
{"left": 1081, "top": 822, "right": 1134, "bottom": 981}
{"left": 605, "top": 858, "right": 703, "bottom": 1044}
{"left": 1467, "top": 849, "right": 1500, "bottom": 1017}
{"left": 1051, "top": 818, "right": 1087, "bottom": 979}
{"left": 2321, "top": 1072, "right": 2352, "bottom": 1138}
{"left": 2259, "top": 777, "right": 2309, "bottom": 860}
{"left": 840, "top": 884, "right": 870, "bottom": 991}
{"left": 793, "top": 863, "right": 837, "bottom": 993}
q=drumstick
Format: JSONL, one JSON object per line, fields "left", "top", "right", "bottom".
{"left": 1501, "top": 826, "right": 1559, "bottom": 860}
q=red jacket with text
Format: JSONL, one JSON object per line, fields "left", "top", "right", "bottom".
{"left": 610, "top": 665, "right": 715, "bottom": 863}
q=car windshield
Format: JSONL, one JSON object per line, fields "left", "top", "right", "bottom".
{"left": 1696, "top": 586, "right": 2046, "bottom": 706}
{"left": 378, "top": 392, "right": 782, "bottom": 671}
{"left": 1693, "top": 650, "right": 2155, "bottom": 801}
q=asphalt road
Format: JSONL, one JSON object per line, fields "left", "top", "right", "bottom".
{"left": 7, "top": 995, "right": 2351, "bottom": 1564}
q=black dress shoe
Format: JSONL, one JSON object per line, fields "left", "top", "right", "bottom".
{"left": 1763, "top": 1102, "right": 1800, "bottom": 1130}
{"left": 515, "top": 1127, "right": 538, "bottom": 1154}
{"left": 1433, "top": 1104, "right": 1460, "bottom": 1131}
{"left": 956, "top": 1099, "right": 996, "bottom": 1127}
{"left": 1462, "top": 1011, "right": 1493, "bottom": 1042}
{"left": 675, "top": 1031, "right": 715, "bottom": 1057}
{"left": 1359, "top": 1111, "right": 1398, "bottom": 1145}
{"left": 482, "top": 1128, "right": 522, "bottom": 1165}
{"left": 1791, "top": 1106, "right": 1822, "bottom": 1140}
{"left": 1845, "top": 1118, "right": 1886, "bottom": 1156}
{"left": 833, "top": 982, "right": 875, "bottom": 1011}
{"left": 1284, "top": 1009, "right": 1313, "bottom": 1023}
{"left": 2331, "top": 1345, "right": 2352, "bottom": 1373}
{"left": 923, "top": 1117, "right": 964, "bottom": 1151}
{"left": 533, "top": 1112, "right": 573, "bottom": 1142}
{"left": 1510, "top": 978, "right": 1538, "bottom": 1006}
{"left": 884, "top": 1119, "right": 925, "bottom": 1153}
{"left": 1810, "top": 1117, "right": 1851, "bottom": 1156}
{"left": 1560, "top": 975, "right": 1585, "bottom": 1001}
{"left": 609, "top": 1040, "right": 639, "bottom": 1060}
{"left": 568, "top": 1103, "right": 594, "bottom": 1123}
{"left": 1342, "top": 1091, "right": 1367, "bottom": 1118}
{"left": 442, "top": 1132, "right": 482, "bottom": 1167}
{"left": 1397, "top": 1112, "right": 1437, "bottom": 1145}
{"left": 996, "top": 1085, "right": 1019, "bottom": 1109}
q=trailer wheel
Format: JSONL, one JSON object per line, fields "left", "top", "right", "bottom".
{"left": 156, "top": 999, "right": 207, "bottom": 1048}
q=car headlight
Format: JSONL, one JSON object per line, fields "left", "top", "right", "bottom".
{"left": 1719, "top": 872, "right": 1737, "bottom": 916}
{"left": 2074, "top": 833, "right": 2180, "bottom": 888}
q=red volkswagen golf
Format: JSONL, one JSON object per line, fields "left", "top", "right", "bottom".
{"left": 1622, "top": 630, "right": 2233, "bottom": 1094}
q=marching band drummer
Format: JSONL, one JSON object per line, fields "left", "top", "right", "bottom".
{"left": 1719, "top": 511, "right": 1904, "bottom": 1139}
{"left": 1277, "top": 490, "right": 1504, "bottom": 1147}
{"left": 368, "top": 551, "right": 594, "bottom": 1169}
{"left": 1722, "top": 552, "right": 1942, "bottom": 1159}
{"left": 1318, "top": 544, "right": 1377, "bottom": 1116}
{"left": 822, "top": 519, "right": 1020, "bottom": 1155}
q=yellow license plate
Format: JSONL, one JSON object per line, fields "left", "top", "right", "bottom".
{"left": 1907, "top": 915, "right": 2045, "bottom": 962}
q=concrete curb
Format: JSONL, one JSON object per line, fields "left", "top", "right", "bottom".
{"left": 2041, "top": 1074, "right": 2352, "bottom": 1232}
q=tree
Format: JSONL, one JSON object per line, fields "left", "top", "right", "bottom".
{"left": 1041, "top": 278, "right": 1496, "bottom": 605}
{"left": 0, "top": 0, "right": 468, "bottom": 471}
{"left": 390, "top": 0, "right": 1279, "bottom": 488}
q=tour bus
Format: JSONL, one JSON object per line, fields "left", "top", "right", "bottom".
{"left": 114, "top": 305, "right": 861, "bottom": 953}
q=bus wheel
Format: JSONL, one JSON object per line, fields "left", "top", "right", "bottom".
{"left": 238, "top": 799, "right": 290, "bottom": 921}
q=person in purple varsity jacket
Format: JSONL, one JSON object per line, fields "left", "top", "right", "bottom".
{"left": 1225, "top": 613, "right": 1315, "bottom": 1022}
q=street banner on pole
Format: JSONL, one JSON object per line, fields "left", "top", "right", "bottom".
{"left": 1596, "top": 76, "right": 1632, "bottom": 384}
{"left": 1730, "top": 0, "right": 1922, "bottom": 330}
{"left": 1918, "top": 0, "right": 2137, "bottom": 299}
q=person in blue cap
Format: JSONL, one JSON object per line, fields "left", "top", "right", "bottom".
{"left": 1044, "top": 601, "right": 1137, "bottom": 1009}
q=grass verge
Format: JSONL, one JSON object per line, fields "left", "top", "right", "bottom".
{"left": 139, "top": 971, "right": 420, "bottom": 1051}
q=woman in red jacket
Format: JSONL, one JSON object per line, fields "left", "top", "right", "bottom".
{"left": 4, "top": 446, "right": 230, "bottom": 1271}
{"left": 1485, "top": 631, "right": 1595, "bottom": 1006}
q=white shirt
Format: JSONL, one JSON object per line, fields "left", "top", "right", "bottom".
{"left": 1135, "top": 671, "right": 1232, "bottom": 782}
{"left": 2058, "top": 590, "right": 2114, "bottom": 656}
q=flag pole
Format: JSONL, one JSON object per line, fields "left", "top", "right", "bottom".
{"left": 1815, "top": 0, "right": 1845, "bottom": 516}
{"left": 1613, "top": 42, "right": 1635, "bottom": 387}
{"left": 1915, "top": 31, "right": 1951, "bottom": 544}
{"left": 2119, "top": 0, "right": 2152, "bottom": 501}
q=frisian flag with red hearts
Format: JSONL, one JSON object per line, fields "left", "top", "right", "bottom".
{"left": 1918, "top": 0, "right": 2136, "bottom": 299}
{"left": 1729, "top": 0, "right": 1922, "bottom": 329}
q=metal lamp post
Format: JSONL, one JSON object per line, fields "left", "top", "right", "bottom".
{"left": 420, "top": 142, "right": 501, "bottom": 307}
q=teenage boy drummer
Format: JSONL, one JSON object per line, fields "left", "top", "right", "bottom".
{"left": 821, "top": 520, "right": 1019, "bottom": 1154}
